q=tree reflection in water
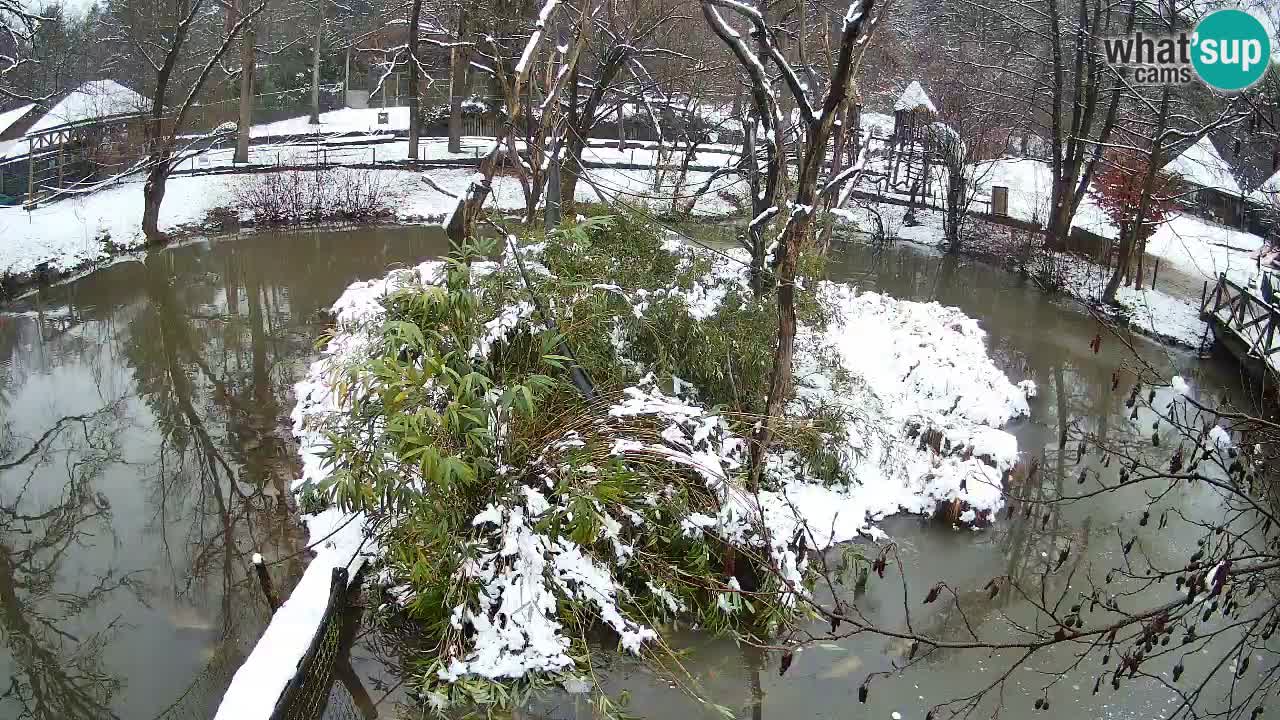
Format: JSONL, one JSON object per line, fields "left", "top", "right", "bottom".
{"left": 0, "top": 228, "right": 452, "bottom": 719}
{"left": 0, "top": 399, "right": 136, "bottom": 720}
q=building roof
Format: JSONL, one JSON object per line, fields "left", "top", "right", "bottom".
{"left": 26, "top": 80, "right": 148, "bottom": 135}
{"left": 894, "top": 81, "right": 936, "bottom": 114}
{"left": 1163, "top": 135, "right": 1242, "bottom": 195}
{"left": 1251, "top": 167, "right": 1280, "bottom": 205}
{"left": 0, "top": 103, "right": 35, "bottom": 136}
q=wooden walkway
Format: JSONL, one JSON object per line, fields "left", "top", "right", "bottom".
{"left": 1200, "top": 274, "right": 1280, "bottom": 382}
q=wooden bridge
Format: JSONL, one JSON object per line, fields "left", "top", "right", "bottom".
{"left": 1200, "top": 274, "right": 1280, "bottom": 383}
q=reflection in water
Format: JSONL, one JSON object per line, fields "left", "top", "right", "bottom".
{"left": 0, "top": 227, "right": 448, "bottom": 719}
{"left": 0, "top": 400, "right": 132, "bottom": 720}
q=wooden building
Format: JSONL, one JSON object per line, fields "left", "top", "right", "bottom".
{"left": 0, "top": 80, "right": 149, "bottom": 206}
{"left": 1162, "top": 135, "right": 1246, "bottom": 227}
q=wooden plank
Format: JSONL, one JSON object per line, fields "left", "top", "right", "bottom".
{"left": 1239, "top": 306, "right": 1271, "bottom": 330}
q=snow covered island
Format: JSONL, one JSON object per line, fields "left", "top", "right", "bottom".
{"left": 238, "top": 213, "right": 1035, "bottom": 714}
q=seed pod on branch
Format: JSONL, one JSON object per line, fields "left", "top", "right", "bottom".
{"left": 924, "top": 584, "right": 941, "bottom": 604}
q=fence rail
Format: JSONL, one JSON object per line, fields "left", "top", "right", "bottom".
{"left": 1200, "top": 274, "right": 1280, "bottom": 379}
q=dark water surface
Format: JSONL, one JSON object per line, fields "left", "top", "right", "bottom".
{"left": 0, "top": 228, "right": 1258, "bottom": 720}
{"left": 0, "top": 226, "right": 447, "bottom": 720}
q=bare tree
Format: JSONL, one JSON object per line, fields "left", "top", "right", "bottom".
{"left": 308, "top": 0, "right": 326, "bottom": 125}
{"left": 104, "top": 0, "right": 268, "bottom": 241}
{"left": 445, "top": 0, "right": 471, "bottom": 154}
{"left": 443, "top": 0, "right": 587, "bottom": 246}
{"left": 556, "top": 0, "right": 682, "bottom": 216}
{"left": 234, "top": 0, "right": 256, "bottom": 162}
{"left": 927, "top": 95, "right": 999, "bottom": 252}
{"left": 701, "top": 0, "right": 877, "bottom": 485}
{"left": 0, "top": 0, "right": 49, "bottom": 101}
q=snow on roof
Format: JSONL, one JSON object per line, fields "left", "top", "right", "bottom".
{"left": 27, "top": 80, "right": 148, "bottom": 134}
{"left": 0, "top": 103, "right": 34, "bottom": 135}
{"left": 1251, "top": 167, "right": 1280, "bottom": 205}
{"left": 894, "top": 81, "right": 936, "bottom": 114}
{"left": 1163, "top": 135, "right": 1242, "bottom": 195}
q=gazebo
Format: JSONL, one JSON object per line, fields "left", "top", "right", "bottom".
{"left": 887, "top": 81, "right": 939, "bottom": 201}
{"left": 892, "top": 80, "right": 937, "bottom": 147}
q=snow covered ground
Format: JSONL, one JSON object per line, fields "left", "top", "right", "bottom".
{"left": 175, "top": 134, "right": 742, "bottom": 175}
{"left": 249, "top": 106, "right": 413, "bottom": 138}
{"left": 1059, "top": 259, "right": 1208, "bottom": 348}
{"left": 834, "top": 193, "right": 1210, "bottom": 348}
{"left": 969, "top": 156, "right": 1267, "bottom": 289}
{"left": 0, "top": 158, "right": 746, "bottom": 282}
{"left": 830, "top": 152, "right": 1272, "bottom": 349}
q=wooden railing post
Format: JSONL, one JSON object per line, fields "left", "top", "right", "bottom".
{"left": 1265, "top": 310, "right": 1276, "bottom": 358}
{"left": 253, "top": 552, "right": 281, "bottom": 613}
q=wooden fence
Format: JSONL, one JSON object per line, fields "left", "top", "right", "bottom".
{"left": 1200, "top": 274, "right": 1280, "bottom": 378}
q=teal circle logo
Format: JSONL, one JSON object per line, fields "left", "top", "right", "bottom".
{"left": 1191, "top": 9, "right": 1272, "bottom": 92}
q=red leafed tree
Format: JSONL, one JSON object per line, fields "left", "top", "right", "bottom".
{"left": 1091, "top": 148, "right": 1181, "bottom": 301}
{"left": 1091, "top": 149, "right": 1180, "bottom": 237}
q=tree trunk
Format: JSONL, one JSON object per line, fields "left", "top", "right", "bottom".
{"left": 558, "top": 62, "right": 580, "bottom": 216}
{"left": 616, "top": 101, "right": 625, "bottom": 150}
{"left": 234, "top": 0, "right": 254, "bottom": 162}
{"left": 309, "top": 0, "right": 323, "bottom": 125}
{"left": 447, "top": 2, "right": 469, "bottom": 154}
{"left": 819, "top": 100, "right": 850, "bottom": 252}
{"left": 142, "top": 157, "right": 172, "bottom": 242}
{"left": 406, "top": 0, "right": 423, "bottom": 158}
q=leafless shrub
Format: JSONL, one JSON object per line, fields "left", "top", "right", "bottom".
{"left": 231, "top": 168, "right": 391, "bottom": 227}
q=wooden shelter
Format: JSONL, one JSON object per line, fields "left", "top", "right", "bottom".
{"left": 0, "top": 81, "right": 149, "bottom": 206}
{"left": 887, "top": 81, "right": 938, "bottom": 201}
{"left": 1163, "top": 135, "right": 1245, "bottom": 227}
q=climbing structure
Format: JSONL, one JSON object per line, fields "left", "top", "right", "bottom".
{"left": 887, "top": 80, "right": 938, "bottom": 201}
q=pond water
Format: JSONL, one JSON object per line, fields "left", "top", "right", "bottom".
{"left": 0, "top": 226, "right": 449, "bottom": 720}
{"left": 0, "top": 226, "right": 1257, "bottom": 720}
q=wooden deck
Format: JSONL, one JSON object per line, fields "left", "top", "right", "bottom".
{"left": 1200, "top": 274, "right": 1280, "bottom": 383}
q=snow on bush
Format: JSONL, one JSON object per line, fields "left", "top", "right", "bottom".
{"left": 287, "top": 224, "right": 1031, "bottom": 703}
